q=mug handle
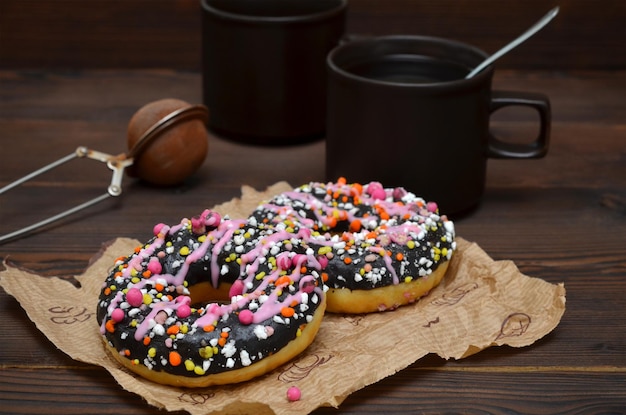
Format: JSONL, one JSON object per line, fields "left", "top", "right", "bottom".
{"left": 487, "top": 90, "right": 551, "bottom": 158}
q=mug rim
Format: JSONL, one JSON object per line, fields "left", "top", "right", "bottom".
{"left": 327, "top": 35, "right": 492, "bottom": 89}
{"left": 201, "top": 0, "right": 347, "bottom": 24}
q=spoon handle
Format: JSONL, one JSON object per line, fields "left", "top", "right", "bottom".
{"left": 466, "top": 6, "right": 560, "bottom": 79}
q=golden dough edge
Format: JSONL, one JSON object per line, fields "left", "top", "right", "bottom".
{"left": 325, "top": 261, "right": 449, "bottom": 314}
{"left": 102, "top": 296, "right": 326, "bottom": 388}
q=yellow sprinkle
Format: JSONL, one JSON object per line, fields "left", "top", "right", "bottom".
{"left": 318, "top": 246, "right": 332, "bottom": 256}
{"left": 359, "top": 268, "right": 365, "bottom": 276}
{"left": 130, "top": 268, "right": 138, "bottom": 277}
{"left": 407, "top": 240, "right": 415, "bottom": 249}
{"left": 199, "top": 346, "right": 214, "bottom": 359}
{"left": 148, "top": 347, "right": 157, "bottom": 358}
{"left": 404, "top": 276, "right": 413, "bottom": 283}
{"left": 255, "top": 271, "right": 266, "bottom": 280}
{"left": 130, "top": 320, "right": 137, "bottom": 327}
{"left": 434, "top": 254, "right": 441, "bottom": 262}
{"left": 198, "top": 235, "right": 206, "bottom": 243}
{"left": 109, "top": 285, "right": 117, "bottom": 291}
{"left": 131, "top": 276, "right": 140, "bottom": 284}
{"left": 143, "top": 293, "right": 152, "bottom": 305}
{"left": 194, "top": 366, "right": 205, "bottom": 375}
{"left": 180, "top": 324, "right": 189, "bottom": 334}
{"left": 180, "top": 246, "right": 190, "bottom": 256}
{"left": 166, "top": 241, "right": 173, "bottom": 247}
{"left": 244, "top": 232, "right": 251, "bottom": 238}
{"left": 132, "top": 359, "right": 139, "bottom": 365}
{"left": 184, "top": 360, "right": 195, "bottom": 371}
{"left": 441, "top": 247, "right": 448, "bottom": 257}
{"left": 156, "top": 293, "right": 163, "bottom": 299}
{"left": 296, "top": 328, "right": 302, "bottom": 337}
{"left": 236, "top": 258, "right": 242, "bottom": 265}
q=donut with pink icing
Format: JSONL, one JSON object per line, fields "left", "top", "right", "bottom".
{"left": 97, "top": 210, "right": 326, "bottom": 387}
{"left": 250, "top": 178, "right": 456, "bottom": 313}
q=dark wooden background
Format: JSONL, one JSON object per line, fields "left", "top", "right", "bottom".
{"left": 1, "top": 0, "right": 625, "bottom": 71}
{"left": 1, "top": 1, "right": 625, "bottom": 414}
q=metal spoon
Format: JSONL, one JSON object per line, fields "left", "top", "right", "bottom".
{"left": 466, "top": 6, "right": 560, "bottom": 79}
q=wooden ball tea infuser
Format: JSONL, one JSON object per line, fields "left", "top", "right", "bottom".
{"left": 0, "top": 99, "right": 209, "bottom": 244}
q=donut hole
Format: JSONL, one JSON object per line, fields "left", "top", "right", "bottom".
{"left": 186, "top": 281, "right": 233, "bottom": 307}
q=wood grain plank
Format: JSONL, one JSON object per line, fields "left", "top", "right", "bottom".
{"left": 1, "top": 0, "right": 624, "bottom": 70}
{"left": 0, "top": 367, "right": 624, "bottom": 414}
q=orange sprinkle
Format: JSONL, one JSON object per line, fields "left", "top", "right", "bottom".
{"left": 142, "top": 270, "right": 152, "bottom": 278}
{"left": 327, "top": 216, "right": 337, "bottom": 229}
{"left": 290, "top": 300, "right": 299, "bottom": 307}
{"left": 380, "top": 210, "right": 390, "bottom": 220}
{"left": 396, "top": 252, "right": 404, "bottom": 261}
{"left": 342, "top": 195, "right": 348, "bottom": 203}
{"left": 114, "top": 271, "right": 123, "bottom": 278}
{"left": 344, "top": 257, "right": 352, "bottom": 265}
{"left": 134, "top": 246, "right": 142, "bottom": 253}
{"left": 105, "top": 320, "right": 115, "bottom": 333}
{"left": 143, "top": 336, "right": 151, "bottom": 346}
{"left": 169, "top": 351, "right": 182, "bottom": 366}
{"left": 124, "top": 349, "right": 131, "bottom": 357}
{"left": 114, "top": 256, "right": 127, "bottom": 263}
{"left": 103, "top": 287, "right": 112, "bottom": 296}
{"left": 218, "top": 337, "right": 227, "bottom": 347}
{"left": 203, "top": 325, "right": 215, "bottom": 332}
{"left": 352, "top": 182, "right": 363, "bottom": 195}
{"left": 300, "top": 266, "right": 307, "bottom": 274}
{"left": 155, "top": 283, "right": 164, "bottom": 292}
{"left": 321, "top": 272, "right": 329, "bottom": 282}
{"left": 275, "top": 275, "right": 291, "bottom": 286}
{"left": 167, "top": 325, "right": 180, "bottom": 335}
{"left": 349, "top": 219, "right": 362, "bottom": 232}
{"left": 220, "top": 331, "right": 229, "bottom": 338}
{"left": 281, "top": 307, "right": 295, "bottom": 318}
{"left": 337, "top": 177, "right": 347, "bottom": 185}
{"left": 366, "top": 231, "right": 377, "bottom": 240}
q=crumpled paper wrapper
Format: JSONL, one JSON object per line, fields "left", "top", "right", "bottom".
{"left": 1, "top": 182, "right": 566, "bottom": 415}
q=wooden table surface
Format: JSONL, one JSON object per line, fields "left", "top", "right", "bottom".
{"left": 1, "top": 69, "right": 625, "bottom": 414}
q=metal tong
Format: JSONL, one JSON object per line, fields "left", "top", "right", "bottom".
{"left": 0, "top": 104, "right": 208, "bottom": 244}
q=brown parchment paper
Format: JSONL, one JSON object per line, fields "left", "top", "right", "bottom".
{"left": 0, "top": 182, "right": 566, "bottom": 415}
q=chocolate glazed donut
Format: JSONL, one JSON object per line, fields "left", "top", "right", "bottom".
{"left": 97, "top": 210, "right": 327, "bottom": 387}
{"left": 249, "top": 178, "right": 456, "bottom": 313}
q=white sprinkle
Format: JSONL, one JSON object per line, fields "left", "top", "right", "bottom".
{"left": 221, "top": 340, "right": 236, "bottom": 358}
{"left": 240, "top": 350, "right": 252, "bottom": 366}
{"left": 226, "top": 358, "right": 235, "bottom": 368}
{"left": 253, "top": 325, "right": 268, "bottom": 340}
{"left": 152, "top": 324, "right": 165, "bottom": 336}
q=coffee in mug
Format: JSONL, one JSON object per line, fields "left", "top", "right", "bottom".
{"left": 326, "top": 35, "right": 550, "bottom": 215}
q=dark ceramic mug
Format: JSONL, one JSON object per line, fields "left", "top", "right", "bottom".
{"left": 201, "top": 0, "right": 347, "bottom": 145}
{"left": 326, "top": 35, "right": 551, "bottom": 215}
